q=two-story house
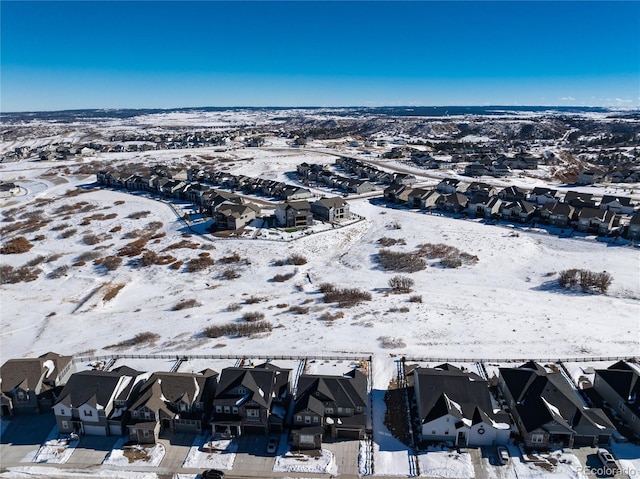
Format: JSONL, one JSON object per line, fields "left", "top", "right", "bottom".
{"left": 127, "top": 369, "right": 218, "bottom": 443}
{"left": 53, "top": 367, "right": 146, "bottom": 436}
{"left": 593, "top": 361, "right": 640, "bottom": 436}
{"left": 211, "top": 363, "right": 291, "bottom": 436}
{"left": 291, "top": 369, "right": 368, "bottom": 449}
{"left": 499, "top": 362, "right": 614, "bottom": 449}
{"left": 0, "top": 352, "right": 75, "bottom": 417}
{"left": 412, "top": 364, "right": 510, "bottom": 446}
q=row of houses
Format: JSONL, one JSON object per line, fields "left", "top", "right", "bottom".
{"left": 409, "top": 360, "right": 639, "bottom": 449}
{"left": 96, "top": 169, "right": 350, "bottom": 230}
{"left": 0, "top": 354, "right": 367, "bottom": 449}
{"left": 3, "top": 354, "right": 638, "bottom": 450}
{"left": 384, "top": 178, "right": 640, "bottom": 238}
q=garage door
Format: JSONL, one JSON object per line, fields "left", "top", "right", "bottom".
{"left": 109, "top": 424, "right": 122, "bottom": 436}
{"left": 84, "top": 425, "right": 107, "bottom": 436}
{"left": 243, "top": 425, "right": 267, "bottom": 435}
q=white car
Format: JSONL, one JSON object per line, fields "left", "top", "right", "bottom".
{"left": 497, "top": 446, "right": 509, "bottom": 465}
{"left": 597, "top": 449, "right": 619, "bottom": 476}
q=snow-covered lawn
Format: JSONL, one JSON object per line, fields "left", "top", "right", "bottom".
{"left": 512, "top": 451, "right": 587, "bottom": 479}
{"left": 102, "top": 439, "right": 165, "bottom": 467}
{"left": 273, "top": 448, "right": 337, "bottom": 475}
{"left": 0, "top": 467, "right": 159, "bottom": 478}
{"left": 31, "top": 428, "right": 79, "bottom": 464}
{"left": 181, "top": 434, "right": 237, "bottom": 470}
{"left": 611, "top": 442, "right": 640, "bottom": 478}
{"left": 417, "top": 446, "right": 474, "bottom": 478}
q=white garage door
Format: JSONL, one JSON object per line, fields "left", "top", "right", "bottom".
{"left": 84, "top": 425, "right": 107, "bottom": 436}
{"left": 300, "top": 434, "right": 315, "bottom": 445}
{"left": 109, "top": 424, "right": 122, "bottom": 436}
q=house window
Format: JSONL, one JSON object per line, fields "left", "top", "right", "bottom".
{"left": 144, "top": 411, "right": 152, "bottom": 420}
{"left": 325, "top": 407, "right": 333, "bottom": 414}
{"left": 232, "top": 407, "right": 238, "bottom": 414}
{"left": 445, "top": 430, "right": 449, "bottom": 435}
{"left": 356, "top": 406, "right": 363, "bottom": 413}
{"left": 238, "top": 387, "right": 247, "bottom": 394}
{"left": 59, "top": 409, "right": 65, "bottom": 415}
{"left": 619, "top": 401, "right": 627, "bottom": 413}
{"left": 84, "top": 409, "right": 93, "bottom": 417}
{"left": 142, "top": 429, "right": 151, "bottom": 438}
{"left": 224, "top": 406, "right": 230, "bottom": 414}
{"left": 531, "top": 434, "right": 544, "bottom": 444}
{"left": 215, "top": 406, "right": 222, "bottom": 413}
{"left": 632, "top": 415, "right": 637, "bottom": 422}
{"left": 179, "top": 403, "right": 187, "bottom": 412}
{"left": 345, "top": 408, "right": 352, "bottom": 414}
{"left": 16, "top": 391, "right": 27, "bottom": 402}
{"left": 313, "top": 416, "right": 319, "bottom": 424}
{"left": 305, "top": 416, "right": 312, "bottom": 424}
{"left": 338, "top": 407, "right": 344, "bottom": 414}
{"left": 247, "top": 409, "right": 259, "bottom": 418}
{"left": 61, "top": 421, "right": 69, "bottom": 430}
{"left": 431, "top": 430, "right": 436, "bottom": 435}
{"left": 296, "top": 415, "right": 302, "bottom": 423}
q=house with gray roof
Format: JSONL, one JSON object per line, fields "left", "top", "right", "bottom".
{"left": 291, "top": 369, "right": 367, "bottom": 449}
{"left": 593, "top": 361, "right": 640, "bottom": 436}
{"left": 53, "top": 368, "right": 146, "bottom": 437}
{"left": 311, "top": 197, "right": 350, "bottom": 222}
{"left": 211, "top": 363, "right": 291, "bottom": 436}
{"left": 127, "top": 370, "right": 218, "bottom": 444}
{"left": 626, "top": 212, "right": 640, "bottom": 240}
{"left": 412, "top": 364, "right": 510, "bottom": 446}
{"left": 275, "top": 201, "right": 314, "bottom": 228}
{"left": 215, "top": 203, "right": 260, "bottom": 230}
{"left": 1, "top": 352, "right": 75, "bottom": 417}
{"left": 499, "top": 362, "right": 614, "bottom": 449}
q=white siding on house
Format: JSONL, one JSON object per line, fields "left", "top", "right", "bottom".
{"left": 78, "top": 404, "right": 100, "bottom": 423}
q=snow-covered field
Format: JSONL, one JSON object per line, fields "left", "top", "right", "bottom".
{"left": 418, "top": 446, "right": 474, "bottom": 478}
{"left": 1, "top": 138, "right": 638, "bottom": 366}
{"left": 273, "top": 448, "right": 338, "bottom": 475}
{"left": 102, "top": 440, "right": 164, "bottom": 467}
{"left": 30, "top": 428, "right": 78, "bottom": 464}
{"left": 181, "top": 434, "right": 237, "bottom": 470}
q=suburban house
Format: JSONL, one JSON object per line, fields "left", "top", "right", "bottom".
{"left": 468, "top": 196, "right": 502, "bottom": 218}
{"left": 627, "top": 212, "right": 640, "bottom": 240}
{"left": 311, "top": 197, "right": 350, "bottom": 222}
{"left": 215, "top": 203, "right": 260, "bottom": 230}
{"left": 412, "top": 364, "right": 510, "bottom": 446}
{"left": 500, "top": 199, "right": 536, "bottom": 222}
{"left": 408, "top": 188, "right": 440, "bottom": 210}
{"left": 593, "top": 361, "right": 640, "bottom": 436}
{"left": 498, "top": 186, "right": 528, "bottom": 202}
{"left": 575, "top": 208, "right": 616, "bottom": 234}
{"left": 211, "top": 363, "right": 291, "bottom": 436}
{"left": 384, "top": 184, "right": 411, "bottom": 204}
{"left": 499, "top": 362, "right": 614, "bottom": 449}
{"left": 436, "top": 193, "right": 469, "bottom": 213}
{"left": 53, "top": 367, "right": 146, "bottom": 437}
{"left": 275, "top": 201, "right": 314, "bottom": 228}
{"left": 599, "top": 195, "right": 635, "bottom": 215}
{"left": 436, "top": 178, "right": 467, "bottom": 194}
{"left": 528, "top": 187, "right": 559, "bottom": 205}
{"left": 541, "top": 202, "right": 576, "bottom": 227}
{"left": 564, "top": 191, "right": 597, "bottom": 209}
{"left": 291, "top": 369, "right": 367, "bottom": 449}
{"left": 127, "top": 370, "right": 218, "bottom": 444}
{"left": 0, "top": 352, "right": 75, "bottom": 417}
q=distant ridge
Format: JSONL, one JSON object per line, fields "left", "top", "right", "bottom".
{"left": 2, "top": 105, "right": 637, "bottom": 123}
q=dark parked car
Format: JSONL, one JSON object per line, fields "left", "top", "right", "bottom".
{"left": 202, "top": 470, "right": 225, "bottom": 479}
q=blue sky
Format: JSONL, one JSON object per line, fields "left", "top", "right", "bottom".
{"left": 2, "top": 1, "right": 639, "bottom": 111}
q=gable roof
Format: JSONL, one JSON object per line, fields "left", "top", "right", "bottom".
{"left": 295, "top": 369, "right": 367, "bottom": 415}
{"left": 500, "top": 362, "right": 614, "bottom": 434}
{"left": 595, "top": 361, "right": 640, "bottom": 417}
{"left": 56, "top": 369, "right": 140, "bottom": 410}
{"left": 215, "top": 365, "right": 291, "bottom": 409}
{"left": 413, "top": 364, "right": 497, "bottom": 426}
{"left": 1, "top": 352, "right": 73, "bottom": 394}
{"left": 313, "top": 197, "right": 347, "bottom": 209}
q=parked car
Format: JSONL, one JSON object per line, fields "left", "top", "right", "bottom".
{"left": 202, "top": 470, "right": 224, "bottom": 479}
{"left": 597, "top": 449, "right": 619, "bottom": 475}
{"left": 497, "top": 446, "right": 509, "bottom": 465}
{"left": 267, "top": 436, "right": 278, "bottom": 454}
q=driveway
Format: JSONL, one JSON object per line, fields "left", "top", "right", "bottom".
{"left": 323, "top": 438, "right": 360, "bottom": 476}
{"left": 232, "top": 433, "right": 276, "bottom": 475}
{"left": 158, "top": 432, "right": 197, "bottom": 468}
{"left": 68, "top": 435, "right": 119, "bottom": 466}
{"left": 0, "top": 414, "right": 56, "bottom": 465}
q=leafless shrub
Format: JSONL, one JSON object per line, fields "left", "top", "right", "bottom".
{"left": 409, "top": 295, "right": 423, "bottom": 303}
{"left": 376, "top": 249, "right": 426, "bottom": 273}
{"left": 146, "top": 221, "right": 163, "bottom": 231}
{"left": 388, "top": 306, "right": 410, "bottom": 313}
{"left": 25, "top": 255, "right": 45, "bottom": 267}
{"left": 105, "top": 331, "right": 159, "bottom": 350}
{"left": 118, "top": 237, "right": 149, "bottom": 257}
{"left": 163, "top": 240, "right": 200, "bottom": 251}
{"left": 221, "top": 267, "right": 241, "bottom": 280}
{"left": 73, "top": 261, "right": 86, "bottom": 267}
{"left": 242, "top": 311, "right": 265, "bottom": 322}
{"left": 139, "top": 250, "right": 176, "bottom": 267}
{"left": 95, "top": 255, "right": 123, "bottom": 272}
{"left": 82, "top": 234, "right": 102, "bottom": 245}
{"left": 172, "top": 299, "right": 202, "bottom": 311}
{"left": 386, "top": 220, "right": 402, "bottom": 230}
{"left": 318, "top": 282, "right": 336, "bottom": 293}
{"left": 276, "top": 303, "right": 288, "bottom": 309}
{"left": 127, "top": 211, "right": 151, "bottom": 219}
{"left": 226, "top": 303, "right": 242, "bottom": 312}
{"left": 185, "top": 254, "right": 215, "bottom": 272}
{"left": 558, "top": 269, "right": 612, "bottom": 294}
{"left": 219, "top": 252, "right": 250, "bottom": 264}
{"left": 76, "top": 251, "right": 102, "bottom": 262}
{"left": 378, "top": 237, "right": 406, "bottom": 247}
{"left": 52, "top": 223, "right": 71, "bottom": 232}
{"left": 416, "top": 243, "right": 458, "bottom": 259}
{"left": 200, "top": 243, "right": 216, "bottom": 251}
{"left": 0, "top": 264, "right": 41, "bottom": 283}
{"left": 288, "top": 305, "right": 309, "bottom": 315}
{"left": 59, "top": 228, "right": 77, "bottom": 239}
{"left": 272, "top": 272, "right": 295, "bottom": 282}
{"left": 114, "top": 200, "right": 125, "bottom": 205}
{"left": 245, "top": 295, "right": 266, "bottom": 304}
{"left": 45, "top": 253, "right": 62, "bottom": 263}
{"left": 319, "top": 311, "right": 344, "bottom": 321}
{"left": 110, "top": 225, "right": 122, "bottom": 233}
{"left": 203, "top": 321, "right": 272, "bottom": 338}
{"left": 378, "top": 336, "right": 406, "bottom": 349}
{"left": 323, "top": 286, "right": 372, "bottom": 307}
{"left": 47, "top": 265, "right": 70, "bottom": 279}
{"left": 1, "top": 236, "right": 34, "bottom": 254}
{"left": 103, "top": 283, "right": 125, "bottom": 302}
{"left": 273, "top": 254, "right": 307, "bottom": 266}
{"left": 389, "top": 275, "right": 414, "bottom": 293}
{"left": 440, "top": 256, "right": 463, "bottom": 268}
{"left": 169, "top": 260, "right": 183, "bottom": 270}
{"left": 33, "top": 234, "right": 46, "bottom": 241}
